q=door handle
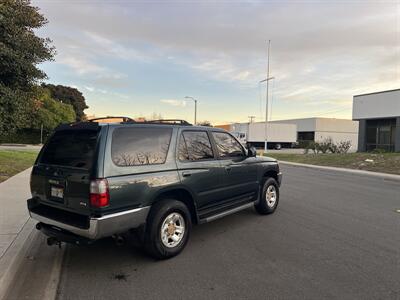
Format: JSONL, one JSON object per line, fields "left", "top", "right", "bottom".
{"left": 182, "top": 171, "right": 192, "bottom": 177}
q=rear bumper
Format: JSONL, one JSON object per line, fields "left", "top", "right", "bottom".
{"left": 29, "top": 206, "right": 150, "bottom": 240}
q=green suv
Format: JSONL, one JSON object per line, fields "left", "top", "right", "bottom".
{"left": 27, "top": 118, "right": 282, "bottom": 259}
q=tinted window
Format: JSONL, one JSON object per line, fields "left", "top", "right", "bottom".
{"left": 112, "top": 127, "right": 172, "bottom": 166}
{"left": 40, "top": 130, "right": 98, "bottom": 169}
{"left": 179, "top": 131, "right": 214, "bottom": 161}
{"left": 212, "top": 132, "right": 244, "bottom": 158}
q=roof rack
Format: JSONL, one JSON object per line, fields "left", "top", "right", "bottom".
{"left": 146, "top": 119, "right": 192, "bottom": 125}
{"left": 73, "top": 117, "right": 191, "bottom": 126}
{"left": 88, "top": 116, "right": 135, "bottom": 123}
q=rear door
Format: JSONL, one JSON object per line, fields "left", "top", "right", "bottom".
{"left": 31, "top": 127, "right": 102, "bottom": 215}
{"left": 175, "top": 130, "right": 225, "bottom": 212}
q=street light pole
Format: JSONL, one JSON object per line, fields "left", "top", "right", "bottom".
{"left": 259, "top": 76, "right": 274, "bottom": 152}
{"left": 185, "top": 96, "right": 197, "bottom": 125}
{"left": 264, "top": 40, "right": 271, "bottom": 154}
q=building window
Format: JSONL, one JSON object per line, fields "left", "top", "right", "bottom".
{"left": 366, "top": 119, "right": 396, "bottom": 151}
{"left": 298, "top": 131, "right": 315, "bottom": 142}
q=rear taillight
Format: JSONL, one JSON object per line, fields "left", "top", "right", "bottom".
{"left": 90, "top": 179, "right": 110, "bottom": 208}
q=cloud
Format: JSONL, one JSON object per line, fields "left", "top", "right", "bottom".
{"left": 84, "top": 86, "right": 95, "bottom": 92}
{"left": 58, "top": 55, "right": 105, "bottom": 75}
{"left": 160, "top": 99, "right": 187, "bottom": 107}
{"left": 33, "top": 0, "right": 399, "bottom": 120}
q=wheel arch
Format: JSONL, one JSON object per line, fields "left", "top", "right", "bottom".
{"left": 151, "top": 187, "right": 199, "bottom": 224}
{"left": 263, "top": 169, "right": 279, "bottom": 182}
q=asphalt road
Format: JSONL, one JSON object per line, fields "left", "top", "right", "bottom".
{"left": 8, "top": 165, "right": 400, "bottom": 300}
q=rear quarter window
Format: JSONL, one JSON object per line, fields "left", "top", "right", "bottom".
{"left": 111, "top": 127, "right": 172, "bottom": 166}
{"left": 40, "top": 130, "right": 98, "bottom": 169}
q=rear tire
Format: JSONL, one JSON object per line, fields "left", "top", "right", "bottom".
{"left": 144, "top": 199, "right": 192, "bottom": 259}
{"left": 255, "top": 177, "right": 279, "bottom": 215}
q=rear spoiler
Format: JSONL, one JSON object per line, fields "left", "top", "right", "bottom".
{"left": 55, "top": 122, "right": 100, "bottom": 131}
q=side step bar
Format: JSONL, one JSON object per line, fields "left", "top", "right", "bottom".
{"left": 199, "top": 202, "right": 254, "bottom": 224}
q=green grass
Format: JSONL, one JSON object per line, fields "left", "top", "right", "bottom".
{"left": 0, "top": 150, "right": 39, "bottom": 183}
{"left": 265, "top": 152, "right": 400, "bottom": 175}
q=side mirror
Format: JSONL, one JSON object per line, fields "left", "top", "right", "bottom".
{"left": 247, "top": 144, "right": 257, "bottom": 157}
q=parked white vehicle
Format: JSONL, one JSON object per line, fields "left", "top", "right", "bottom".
{"left": 231, "top": 122, "right": 297, "bottom": 149}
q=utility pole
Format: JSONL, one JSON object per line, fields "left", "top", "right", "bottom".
{"left": 264, "top": 40, "right": 271, "bottom": 154}
{"left": 248, "top": 116, "right": 255, "bottom": 123}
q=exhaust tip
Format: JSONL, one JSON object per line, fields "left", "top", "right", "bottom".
{"left": 113, "top": 235, "right": 125, "bottom": 247}
{"left": 35, "top": 223, "right": 42, "bottom": 230}
{"left": 47, "top": 237, "right": 58, "bottom": 246}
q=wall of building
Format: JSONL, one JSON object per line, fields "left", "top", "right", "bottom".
{"left": 353, "top": 89, "right": 400, "bottom": 152}
{"left": 314, "top": 131, "right": 359, "bottom": 152}
{"left": 353, "top": 89, "right": 400, "bottom": 120}
{"left": 315, "top": 118, "right": 358, "bottom": 133}
{"left": 271, "top": 118, "right": 317, "bottom": 132}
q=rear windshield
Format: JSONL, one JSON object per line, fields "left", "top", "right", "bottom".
{"left": 40, "top": 130, "right": 98, "bottom": 170}
{"left": 111, "top": 127, "right": 172, "bottom": 166}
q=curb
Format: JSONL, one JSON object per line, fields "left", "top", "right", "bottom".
{"left": 0, "top": 218, "right": 37, "bottom": 300}
{"left": 43, "top": 244, "right": 65, "bottom": 300}
{"left": 279, "top": 161, "right": 400, "bottom": 181}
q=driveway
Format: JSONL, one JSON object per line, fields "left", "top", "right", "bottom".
{"left": 7, "top": 165, "right": 400, "bottom": 299}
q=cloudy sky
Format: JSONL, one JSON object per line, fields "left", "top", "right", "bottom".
{"left": 32, "top": 0, "right": 399, "bottom": 124}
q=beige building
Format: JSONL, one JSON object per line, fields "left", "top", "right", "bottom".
{"left": 270, "top": 117, "right": 359, "bottom": 151}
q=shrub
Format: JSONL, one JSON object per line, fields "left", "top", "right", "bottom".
{"left": 316, "top": 138, "right": 333, "bottom": 154}
{"left": 301, "top": 138, "right": 352, "bottom": 154}
{"left": 337, "top": 141, "right": 352, "bottom": 154}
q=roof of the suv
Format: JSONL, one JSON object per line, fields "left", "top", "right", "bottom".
{"left": 55, "top": 117, "right": 226, "bottom": 132}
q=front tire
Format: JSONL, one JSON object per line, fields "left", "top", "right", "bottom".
{"left": 255, "top": 177, "right": 279, "bottom": 215}
{"left": 144, "top": 199, "right": 192, "bottom": 259}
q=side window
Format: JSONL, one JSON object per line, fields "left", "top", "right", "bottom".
{"left": 178, "top": 131, "right": 214, "bottom": 161}
{"left": 112, "top": 127, "right": 172, "bottom": 166}
{"left": 212, "top": 132, "right": 244, "bottom": 158}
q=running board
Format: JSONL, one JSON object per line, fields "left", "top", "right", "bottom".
{"left": 199, "top": 202, "right": 254, "bottom": 223}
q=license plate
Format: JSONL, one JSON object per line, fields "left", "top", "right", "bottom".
{"left": 51, "top": 186, "right": 64, "bottom": 199}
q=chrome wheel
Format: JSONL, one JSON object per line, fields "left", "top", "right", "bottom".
{"left": 265, "top": 185, "right": 277, "bottom": 208}
{"left": 160, "top": 212, "right": 185, "bottom": 248}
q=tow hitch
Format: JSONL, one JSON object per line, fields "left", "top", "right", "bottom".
{"left": 35, "top": 222, "right": 92, "bottom": 246}
{"left": 47, "top": 237, "right": 62, "bottom": 248}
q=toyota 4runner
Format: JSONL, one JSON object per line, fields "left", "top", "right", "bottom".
{"left": 27, "top": 117, "right": 282, "bottom": 259}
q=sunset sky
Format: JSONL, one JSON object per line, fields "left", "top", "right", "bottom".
{"left": 33, "top": 0, "right": 399, "bottom": 124}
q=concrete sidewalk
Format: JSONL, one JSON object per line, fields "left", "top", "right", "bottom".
{"left": 0, "top": 168, "right": 37, "bottom": 299}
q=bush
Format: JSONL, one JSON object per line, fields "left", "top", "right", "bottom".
{"left": 302, "top": 137, "right": 352, "bottom": 154}
{"left": 0, "top": 128, "right": 51, "bottom": 144}
{"left": 316, "top": 138, "right": 332, "bottom": 154}
{"left": 337, "top": 141, "right": 351, "bottom": 154}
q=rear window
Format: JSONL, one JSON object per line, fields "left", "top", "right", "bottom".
{"left": 40, "top": 130, "right": 98, "bottom": 169}
{"left": 178, "top": 131, "right": 214, "bottom": 161}
{"left": 111, "top": 127, "right": 172, "bottom": 166}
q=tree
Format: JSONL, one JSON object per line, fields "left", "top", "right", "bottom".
{"left": 0, "top": 84, "right": 31, "bottom": 135}
{"left": 42, "top": 84, "right": 88, "bottom": 121}
{"left": 30, "top": 87, "right": 76, "bottom": 131}
{"left": 197, "top": 121, "right": 213, "bottom": 127}
{"left": 0, "top": 0, "right": 55, "bottom": 89}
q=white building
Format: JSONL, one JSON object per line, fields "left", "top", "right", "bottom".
{"left": 270, "top": 117, "right": 359, "bottom": 151}
{"left": 353, "top": 89, "right": 400, "bottom": 152}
